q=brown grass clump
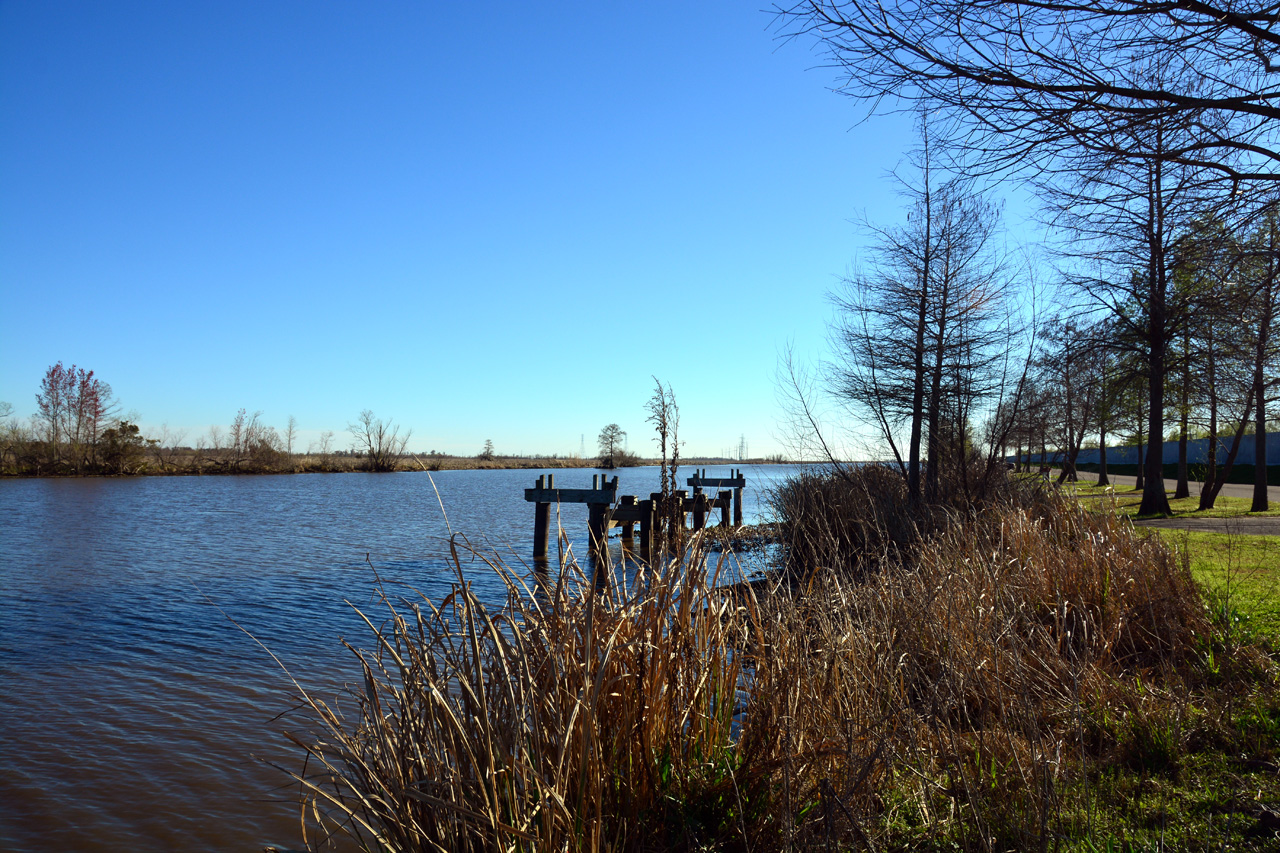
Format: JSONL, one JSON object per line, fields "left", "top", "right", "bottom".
{"left": 283, "top": 541, "right": 765, "bottom": 852}
{"left": 742, "top": 491, "right": 1214, "bottom": 851}
{"left": 283, "top": 485, "right": 1262, "bottom": 852}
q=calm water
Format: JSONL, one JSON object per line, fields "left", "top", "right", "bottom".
{"left": 0, "top": 464, "right": 798, "bottom": 852}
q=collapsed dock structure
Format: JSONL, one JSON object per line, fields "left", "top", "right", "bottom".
{"left": 523, "top": 469, "right": 748, "bottom": 559}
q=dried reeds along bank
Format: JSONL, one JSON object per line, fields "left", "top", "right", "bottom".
{"left": 285, "top": 469, "right": 1277, "bottom": 852}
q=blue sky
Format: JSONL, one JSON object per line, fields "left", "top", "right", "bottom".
{"left": 1, "top": 1, "right": 947, "bottom": 458}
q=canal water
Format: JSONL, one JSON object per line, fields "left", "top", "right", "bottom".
{"left": 0, "top": 464, "right": 799, "bottom": 852}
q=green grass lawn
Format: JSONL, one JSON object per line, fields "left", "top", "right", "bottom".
{"left": 1064, "top": 481, "right": 1280, "bottom": 518}
{"left": 1156, "top": 528, "right": 1280, "bottom": 645}
{"left": 1055, "top": 482, "right": 1280, "bottom": 850}
{"left": 1058, "top": 480, "right": 1280, "bottom": 643}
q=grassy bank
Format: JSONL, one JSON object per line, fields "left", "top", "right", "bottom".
{"left": 1062, "top": 481, "right": 1280, "bottom": 643}
{"left": 1157, "top": 529, "right": 1280, "bottom": 643}
{"left": 1066, "top": 482, "right": 1280, "bottom": 519}
{"left": 282, "top": 469, "right": 1279, "bottom": 852}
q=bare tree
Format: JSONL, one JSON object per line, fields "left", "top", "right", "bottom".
{"left": 1033, "top": 318, "right": 1107, "bottom": 482}
{"left": 830, "top": 127, "right": 1019, "bottom": 504}
{"left": 348, "top": 410, "right": 410, "bottom": 472}
{"left": 646, "top": 378, "right": 680, "bottom": 519}
{"left": 1042, "top": 107, "right": 1216, "bottom": 515}
{"left": 316, "top": 430, "right": 336, "bottom": 470}
{"left": 0, "top": 401, "right": 30, "bottom": 474}
{"left": 597, "top": 423, "right": 627, "bottom": 468}
{"left": 780, "top": 0, "right": 1280, "bottom": 184}
{"left": 1239, "top": 211, "right": 1280, "bottom": 510}
{"left": 147, "top": 425, "right": 188, "bottom": 473}
{"left": 35, "top": 363, "right": 116, "bottom": 473}
{"left": 227, "top": 409, "right": 283, "bottom": 472}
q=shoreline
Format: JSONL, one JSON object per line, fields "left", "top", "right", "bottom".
{"left": 0, "top": 456, "right": 805, "bottom": 479}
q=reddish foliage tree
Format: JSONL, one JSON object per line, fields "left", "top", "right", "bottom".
{"left": 35, "top": 362, "right": 114, "bottom": 472}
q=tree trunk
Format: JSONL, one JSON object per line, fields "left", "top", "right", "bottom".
{"left": 1175, "top": 362, "right": 1190, "bottom": 499}
{"left": 1253, "top": 375, "right": 1269, "bottom": 512}
{"left": 1199, "top": 415, "right": 1220, "bottom": 511}
{"left": 1173, "top": 321, "right": 1190, "bottom": 498}
{"left": 1135, "top": 425, "right": 1146, "bottom": 491}
{"left": 1137, "top": 171, "right": 1172, "bottom": 517}
{"left": 1202, "top": 399, "right": 1254, "bottom": 508}
{"left": 1141, "top": 220, "right": 1172, "bottom": 512}
{"left": 1200, "top": 322, "right": 1221, "bottom": 510}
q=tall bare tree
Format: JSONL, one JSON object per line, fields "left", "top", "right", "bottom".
{"left": 1041, "top": 106, "right": 1218, "bottom": 514}
{"left": 830, "top": 128, "right": 1019, "bottom": 504}
{"left": 35, "top": 362, "right": 116, "bottom": 473}
{"left": 1240, "top": 211, "right": 1280, "bottom": 510}
{"left": 349, "top": 410, "right": 410, "bottom": 472}
{"left": 646, "top": 378, "right": 680, "bottom": 512}
{"left": 1033, "top": 318, "right": 1107, "bottom": 483}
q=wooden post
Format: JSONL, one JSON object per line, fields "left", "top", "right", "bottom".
{"left": 692, "top": 487, "right": 706, "bottom": 530}
{"left": 620, "top": 495, "right": 637, "bottom": 538}
{"left": 732, "top": 470, "right": 743, "bottom": 527}
{"left": 639, "top": 498, "right": 654, "bottom": 556}
{"left": 674, "top": 489, "right": 688, "bottom": 530}
{"left": 534, "top": 501, "right": 550, "bottom": 559}
{"left": 588, "top": 502, "right": 608, "bottom": 552}
{"left": 718, "top": 490, "right": 731, "bottom": 527}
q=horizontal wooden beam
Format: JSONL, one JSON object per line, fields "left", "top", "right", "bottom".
{"left": 524, "top": 487, "right": 617, "bottom": 504}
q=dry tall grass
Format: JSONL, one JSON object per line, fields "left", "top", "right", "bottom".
{"left": 283, "top": 482, "right": 1255, "bottom": 852}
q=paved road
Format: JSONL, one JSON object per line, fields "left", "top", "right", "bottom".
{"left": 1069, "top": 470, "right": 1280, "bottom": 536}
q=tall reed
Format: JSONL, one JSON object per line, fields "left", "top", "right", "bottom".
{"left": 283, "top": 482, "right": 1257, "bottom": 852}
{"left": 282, "top": 538, "right": 770, "bottom": 852}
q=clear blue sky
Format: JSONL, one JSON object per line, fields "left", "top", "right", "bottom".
{"left": 1, "top": 1, "right": 939, "bottom": 458}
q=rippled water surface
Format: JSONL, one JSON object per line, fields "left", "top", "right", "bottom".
{"left": 0, "top": 465, "right": 797, "bottom": 852}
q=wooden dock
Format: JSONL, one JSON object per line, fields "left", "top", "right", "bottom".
{"left": 687, "top": 468, "right": 746, "bottom": 527}
{"left": 523, "top": 470, "right": 745, "bottom": 559}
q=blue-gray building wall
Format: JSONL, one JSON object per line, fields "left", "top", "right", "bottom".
{"left": 1016, "top": 432, "right": 1279, "bottom": 466}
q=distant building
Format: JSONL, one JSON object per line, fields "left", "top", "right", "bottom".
{"left": 1015, "top": 432, "right": 1279, "bottom": 466}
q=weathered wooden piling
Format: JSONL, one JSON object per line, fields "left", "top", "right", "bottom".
{"left": 524, "top": 474, "right": 617, "bottom": 559}
{"left": 618, "top": 494, "right": 638, "bottom": 538}
{"left": 524, "top": 469, "right": 748, "bottom": 559}
{"left": 687, "top": 468, "right": 746, "bottom": 526}
{"left": 692, "top": 488, "right": 707, "bottom": 530}
{"left": 532, "top": 474, "right": 553, "bottom": 559}
{"left": 639, "top": 497, "right": 656, "bottom": 555}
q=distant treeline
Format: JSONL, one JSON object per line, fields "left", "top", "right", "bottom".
{"left": 1, "top": 362, "right": 790, "bottom": 477}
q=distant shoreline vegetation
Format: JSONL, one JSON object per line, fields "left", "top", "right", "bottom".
{"left": 0, "top": 444, "right": 798, "bottom": 478}
{"left": 1, "top": 363, "right": 797, "bottom": 478}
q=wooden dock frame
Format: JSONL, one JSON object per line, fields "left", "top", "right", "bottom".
{"left": 687, "top": 468, "right": 747, "bottom": 527}
{"left": 525, "top": 473, "right": 618, "bottom": 559}
{"left": 524, "top": 471, "right": 743, "bottom": 561}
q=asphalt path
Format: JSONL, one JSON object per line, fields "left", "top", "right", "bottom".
{"left": 1069, "top": 470, "right": 1280, "bottom": 537}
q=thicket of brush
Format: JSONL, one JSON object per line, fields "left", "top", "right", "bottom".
{"left": 283, "top": 468, "right": 1276, "bottom": 852}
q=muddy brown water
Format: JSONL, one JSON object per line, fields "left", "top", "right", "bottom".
{"left": 0, "top": 465, "right": 794, "bottom": 852}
